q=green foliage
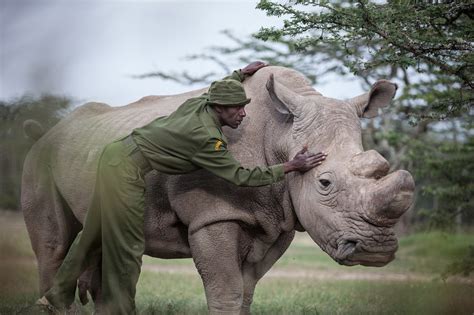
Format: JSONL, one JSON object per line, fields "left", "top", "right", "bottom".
{"left": 442, "top": 245, "right": 474, "bottom": 280}
{"left": 255, "top": 0, "right": 473, "bottom": 121}
{"left": 408, "top": 131, "right": 474, "bottom": 229}
{"left": 0, "top": 94, "right": 73, "bottom": 209}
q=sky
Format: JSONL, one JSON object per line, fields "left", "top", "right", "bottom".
{"left": 0, "top": 0, "right": 362, "bottom": 107}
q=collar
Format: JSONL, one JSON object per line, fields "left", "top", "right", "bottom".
{"left": 203, "top": 105, "right": 227, "bottom": 142}
{"left": 205, "top": 105, "right": 222, "bottom": 128}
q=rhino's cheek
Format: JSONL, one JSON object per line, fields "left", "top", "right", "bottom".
{"left": 291, "top": 172, "right": 342, "bottom": 250}
{"left": 294, "top": 200, "right": 341, "bottom": 255}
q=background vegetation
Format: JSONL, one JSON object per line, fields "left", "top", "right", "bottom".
{"left": 0, "top": 94, "right": 73, "bottom": 209}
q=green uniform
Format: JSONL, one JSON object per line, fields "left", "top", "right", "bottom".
{"left": 132, "top": 70, "right": 284, "bottom": 186}
{"left": 44, "top": 70, "right": 284, "bottom": 314}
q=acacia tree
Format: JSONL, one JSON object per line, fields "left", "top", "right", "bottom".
{"left": 255, "top": 0, "right": 473, "bottom": 121}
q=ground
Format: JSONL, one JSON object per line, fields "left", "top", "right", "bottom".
{"left": 1, "top": 210, "right": 473, "bottom": 314}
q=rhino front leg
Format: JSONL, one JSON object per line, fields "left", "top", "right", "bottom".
{"left": 240, "top": 231, "right": 295, "bottom": 315}
{"left": 189, "top": 221, "right": 245, "bottom": 315}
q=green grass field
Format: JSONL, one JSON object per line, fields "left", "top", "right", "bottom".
{"left": 1, "top": 211, "right": 473, "bottom": 314}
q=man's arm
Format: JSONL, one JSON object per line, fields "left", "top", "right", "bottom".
{"left": 191, "top": 137, "right": 284, "bottom": 187}
{"left": 191, "top": 138, "right": 326, "bottom": 187}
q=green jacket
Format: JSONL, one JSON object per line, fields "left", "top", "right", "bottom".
{"left": 131, "top": 70, "right": 285, "bottom": 187}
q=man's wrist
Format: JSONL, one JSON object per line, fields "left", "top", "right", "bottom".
{"left": 284, "top": 161, "right": 295, "bottom": 174}
{"left": 239, "top": 69, "right": 251, "bottom": 80}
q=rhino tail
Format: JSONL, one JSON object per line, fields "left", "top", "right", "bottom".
{"left": 23, "top": 119, "right": 45, "bottom": 141}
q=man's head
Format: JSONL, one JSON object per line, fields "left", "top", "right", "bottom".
{"left": 213, "top": 105, "right": 246, "bottom": 129}
{"left": 207, "top": 79, "right": 251, "bottom": 129}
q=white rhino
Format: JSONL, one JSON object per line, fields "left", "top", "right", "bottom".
{"left": 21, "top": 66, "right": 414, "bottom": 314}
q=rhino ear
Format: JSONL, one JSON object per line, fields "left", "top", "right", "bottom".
{"left": 266, "top": 74, "right": 305, "bottom": 117}
{"left": 349, "top": 80, "right": 398, "bottom": 118}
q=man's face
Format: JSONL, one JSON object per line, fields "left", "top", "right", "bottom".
{"left": 214, "top": 105, "right": 247, "bottom": 129}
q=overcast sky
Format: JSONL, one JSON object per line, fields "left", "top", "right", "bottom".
{"left": 1, "top": 0, "right": 361, "bottom": 107}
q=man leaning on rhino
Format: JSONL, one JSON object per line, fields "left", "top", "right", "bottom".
{"left": 22, "top": 61, "right": 414, "bottom": 314}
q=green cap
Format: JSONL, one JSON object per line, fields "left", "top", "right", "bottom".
{"left": 207, "top": 79, "right": 251, "bottom": 106}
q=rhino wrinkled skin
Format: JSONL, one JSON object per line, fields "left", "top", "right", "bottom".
{"left": 21, "top": 66, "right": 415, "bottom": 314}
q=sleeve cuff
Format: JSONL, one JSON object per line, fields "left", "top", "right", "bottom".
{"left": 271, "top": 164, "right": 285, "bottom": 182}
{"left": 230, "top": 70, "right": 245, "bottom": 82}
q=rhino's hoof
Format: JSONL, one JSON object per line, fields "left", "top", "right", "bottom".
{"left": 16, "top": 304, "right": 61, "bottom": 315}
{"left": 16, "top": 297, "right": 64, "bottom": 315}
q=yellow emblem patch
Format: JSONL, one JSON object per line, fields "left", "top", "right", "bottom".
{"left": 214, "top": 140, "right": 224, "bottom": 151}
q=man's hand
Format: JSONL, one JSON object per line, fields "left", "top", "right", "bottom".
{"left": 241, "top": 61, "right": 268, "bottom": 76}
{"left": 284, "top": 146, "right": 327, "bottom": 173}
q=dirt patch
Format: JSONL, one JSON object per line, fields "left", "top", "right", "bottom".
{"left": 142, "top": 263, "right": 474, "bottom": 284}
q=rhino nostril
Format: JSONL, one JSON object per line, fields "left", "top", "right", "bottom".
{"left": 345, "top": 239, "right": 357, "bottom": 249}
{"left": 336, "top": 239, "right": 358, "bottom": 260}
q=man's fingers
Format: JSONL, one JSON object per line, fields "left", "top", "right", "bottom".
{"left": 302, "top": 150, "right": 327, "bottom": 157}
{"left": 242, "top": 61, "right": 268, "bottom": 75}
{"left": 306, "top": 155, "right": 326, "bottom": 163}
{"left": 302, "top": 155, "right": 326, "bottom": 169}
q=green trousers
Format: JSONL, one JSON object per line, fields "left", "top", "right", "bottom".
{"left": 45, "top": 139, "right": 147, "bottom": 314}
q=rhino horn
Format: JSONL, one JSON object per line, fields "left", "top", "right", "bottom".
{"left": 369, "top": 170, "right": 415, "bottom": 226}
{"left": 348, "top": 80, "right": 398, "bottom": 118}
{"left": 266, "top": 74, "right": 306, "bottom": 117}
{"left": 349, "top": 150, "right": 390, "bottom": 179}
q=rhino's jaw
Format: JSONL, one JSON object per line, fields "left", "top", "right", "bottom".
{"left": 333, "top": 237, "right": 398, "bottom": 267}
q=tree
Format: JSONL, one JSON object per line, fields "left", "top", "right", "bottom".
{"left": 0, "top": 94, "right": 73, "bottom": 210}
{"left": 255, "top": 0, "right": 473, "bottom": 121}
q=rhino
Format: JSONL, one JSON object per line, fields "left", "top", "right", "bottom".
{"left": 21, "top": 66, "right": 415, "bottom": 314}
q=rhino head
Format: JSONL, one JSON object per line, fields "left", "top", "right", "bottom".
{"left": 265, "top": 72, "right": 414, "bottom": 267}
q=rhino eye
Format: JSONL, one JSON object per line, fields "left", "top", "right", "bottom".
{"left": 319, "top": 179, "right": 331, "bottom": 187}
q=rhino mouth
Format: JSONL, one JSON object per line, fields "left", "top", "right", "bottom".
{"left": 334, "top": 238, "right": 397, "bottom": 267}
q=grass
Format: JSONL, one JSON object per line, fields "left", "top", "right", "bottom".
{"left": 1, "top": 211, "right": 473, "bottom": 314}
{"left": 272, "top": 231, "right": 474, "bottom": 275}
{"left": 141, "top": 231, "right": 474, "bottom": 274}
{"left": 135, "top": 272, "right": 474, "bottom": 315}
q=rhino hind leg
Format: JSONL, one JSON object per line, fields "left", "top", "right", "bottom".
{"left": 22, "top": 168, "right": 82, "bottom": 295}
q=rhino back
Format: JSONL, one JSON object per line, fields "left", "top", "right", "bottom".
{"left": 45, "top": 89, "right": 206, "bottom": 219}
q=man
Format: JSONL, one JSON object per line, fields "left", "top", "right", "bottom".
{"left": 36, "top": 62, "right": 327, "bottom": 314}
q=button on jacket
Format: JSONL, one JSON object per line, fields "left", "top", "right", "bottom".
{"left": 132, "top": 70, "right": 285, "bottom": 186}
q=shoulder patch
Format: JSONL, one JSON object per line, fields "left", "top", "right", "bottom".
{"left": 214, "top": 140, "right": 226, "bottom": 151}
